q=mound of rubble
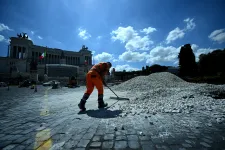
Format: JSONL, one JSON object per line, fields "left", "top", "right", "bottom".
{"left": 113, "top": 72, "right": 194, "bottom": 92}
{"left": 112, "top": 72, "right": 225, "bottom": 124}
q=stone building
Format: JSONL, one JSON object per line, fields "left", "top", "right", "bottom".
{"left": 0, "top": 33, "right": 93, "bottom": 82}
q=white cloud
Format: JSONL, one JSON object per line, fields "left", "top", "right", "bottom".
{"left": 165, "top": 18, "right": 195, "bottom": 44}
{"left": 94, "top": 52, "right": 115, "bottom": 62}
{"left": 146, "top": 44, "right": 212, "bottom": 65}
{"left": 166, "top": 27, "right": 185, "bottom": 44}
{"left": 0, "top": 23, "right": 13, "bottom": 32}
{"left": 140, "top": 27, "right": 157, "bottom": 34}
{"left": 119, "top": 51, "right": 147, "bottom": 62}
{"left": 92, "top": 50, "right": 96, "bottom": 55}
{"left": 191, "top": 44, "right": 214, "bottom": 61}
{"left": 0, "top": 35, "right": 9, "bottom": 43}
{"left": 111, "top": 26, "right": 137, "bottom": 43}
{"left": 31, "top": 31, "right": 34, "bottom": 35}
{"left": 78, "top": 28, "right": 91, "bottom": 40}
{"left": 111, "top": 26, "right": 154, "bottom": 51}
{"left": 28, "top": 36, "right": 32, "bottom": 41}
{"left": 184, "top": 18, "right": 196, "bottom": 30}
{"left": 37, "top": 36, "right": 43, "bottom": 40}
{"left": 191, "top": 44, "right": 199, "bottom": 51}
{"left": 0, "top": 35, "right": 5, "bottom": 42}
{"left": 97, "top": 36, "right": 102, "bottom": 39}
{"left": 125, "top": 35, "right": 153, "bottom": 51}
{"left": 208, "top": 29, "right": 225, "bottom": 44}
{"left": 146, "top": 46, "right": 180, "bottom": 64}
{"left": 114, "top": 64, "right": 139, "bottom": 72}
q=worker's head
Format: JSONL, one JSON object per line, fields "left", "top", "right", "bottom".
{"left": 107, "top": 62, "right": 112, "bottom": 68}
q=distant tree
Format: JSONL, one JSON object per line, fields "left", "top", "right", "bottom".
{"left": 146, "top": 65, "right": 151, "bottom": 75}
{"left": 198, "top": 49, "right": 225, "bottom": 76}
{"left": 149, "top": 64, "right": 168, "bottom": 73}
{"left": 178, "top": 44, "right": 197, "bottom": 76}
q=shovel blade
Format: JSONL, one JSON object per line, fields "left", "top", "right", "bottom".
{"left": 109, "top": 96, "right": 130, "bottom": 100}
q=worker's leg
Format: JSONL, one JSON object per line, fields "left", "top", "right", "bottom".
{"left": 78, "top": 73, "right": 94, "bottom": 111}
{"left": 92, "top": 76, "right": 108, "bottom": 108}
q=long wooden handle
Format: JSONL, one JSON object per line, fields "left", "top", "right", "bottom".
{"left": 106, "top": 86, "right": 119, "bottom": 98}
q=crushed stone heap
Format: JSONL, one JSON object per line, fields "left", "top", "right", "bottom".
{"left": 113, "top": 72, "right": 193, "bottom": 92}
{"left": 111, "top": 72, "right": 225, "bottom": 125}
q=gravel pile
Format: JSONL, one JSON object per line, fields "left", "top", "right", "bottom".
{"left": 113, "top": 72, "right": 225, "bottom": 124}
{"left": 112, "top": 72, "right": 194, "bottom": 92}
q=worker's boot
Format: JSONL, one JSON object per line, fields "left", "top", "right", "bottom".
{"left": 98, "top": 94, "right": 108, "bottom": 108}
{"left": 78, "top": 93, "right": 89, "bottom": 111}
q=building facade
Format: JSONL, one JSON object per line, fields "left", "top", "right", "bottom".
{"left": 0, "top": 34, "right": 93, "bottom": 82}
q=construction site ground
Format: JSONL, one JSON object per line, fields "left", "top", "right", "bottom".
{"left": 0, "top": 85, "right": 225, "bottom": 150}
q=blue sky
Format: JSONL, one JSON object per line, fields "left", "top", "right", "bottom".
{"left": 0, "top": 0, "right": 225, "bottom": 71}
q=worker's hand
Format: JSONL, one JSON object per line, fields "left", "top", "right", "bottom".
{"left": 103, "top": 80, "right": 107, "bottom": 86}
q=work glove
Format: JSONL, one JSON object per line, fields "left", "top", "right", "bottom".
{"left": 103, "top": 80, "right": 107, "bottom": 86}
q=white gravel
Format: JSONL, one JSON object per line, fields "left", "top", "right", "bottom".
{"left": 112, "top": 72, "right": 225, "bottom": 124}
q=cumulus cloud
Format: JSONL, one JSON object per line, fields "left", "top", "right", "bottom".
{"left": 0, "top": 35, "right": 5, "bottom": 42}
{"left": 114, "top": 64, "right": 139, "bottom": 72}
{"left": 140, "top": 27, "right": 157, "bottom": 34}
{"left": 31, "top": 31, "right": 34, "bottom": 35}
{"left": 0, "top": 23, "right": 13, "bottom": 32}
{"left": 165, "top": 18, "right": 195, "bottom": 44}
{"left": 111, "top": 26, "right": 154, "bottom": 51}
{"left": 119, "top": 51, "right": 147, "bottom": 62}
{"left": 78, "top": 28, "right": 91, "bottom": 40}
{"left": 94, "top": 52, "right": 115, "bottom": 62}
{"left": 191, "top": 44, "right": 214, "bottom": 61}
{"left": 0, "top": 35, "right": 9, "bottom": 43}
{"left": 37, "top": 36, "right": 43, "bottom": 40}
{"left": 184, "top": 18, "right": 196, "bottom": 30}
{"left": 146, "top": 44, "right": 214, "bottom": 65}
{"left": 92, "top": 50, "right": 96, "bottom": 55}
{"left": 146, "top": 46, "right": 180, "bottom": 64}
{"left": 208, "top": 29, "right": 225, "bottom": 44}
{"left": 166, "top": 27, "right": 185, "bottom": 44}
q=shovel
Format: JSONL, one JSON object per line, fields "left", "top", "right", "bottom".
{"left": 106, "top": 85, "right": 130, "bottom": 100}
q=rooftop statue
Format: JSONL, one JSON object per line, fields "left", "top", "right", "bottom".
{"left": 17, "top": 32, "right": 29, "bottom": 39}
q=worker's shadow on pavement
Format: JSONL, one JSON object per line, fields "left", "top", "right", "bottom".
{"left": 85, "top": 109, "right": 122, "bottom": 119}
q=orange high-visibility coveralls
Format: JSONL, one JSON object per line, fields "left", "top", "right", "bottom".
{"left": 85, "top": 62, "right": 109, "bottom": 95}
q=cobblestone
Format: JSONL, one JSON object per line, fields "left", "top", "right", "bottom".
{"left": 0, "top": 86, "right": 225, "bottom": 150}
{"left": 200, "top": 142, "right": 211, "bottom": 148}
{"left": 82, "top": 132, "right": 94, "bottom": 140}
{"left": 103, "top": 134, "right": 114, "bottom": 140}
{"left": 128, "top": 141, "right": 140, "bottom": 149}
{"left": 63, "top": 139, "right": 78, "bottom": 149}
{"left": 77, "top": 139, "right": 90, "bottom": 148}
{"left": 89, "top": 142, "right": 101, "bottom": 148}
{"left": 114, "top": 141, "right": 127, "bottom": 149}
{"left": 102, "top": 141, "right": 114, "bottom": 149}
{"left": 92, "top": 136, "right": 101, "bottom": 142}
{"left": 115, "top": 135, "right": 127, "bottom": 141}
{"left": 141, "top": 141, "right": 156, "bottom": 150}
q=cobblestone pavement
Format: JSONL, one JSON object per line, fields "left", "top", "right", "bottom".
{"left": 0, "top": 86, "right": 225, "bottom": 150}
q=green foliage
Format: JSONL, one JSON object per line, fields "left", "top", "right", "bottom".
{"left": 178, "top": 44, "right": 197, "bottom": 76}
{"left": 198, "top": 49, "right": 225, "bottom": 76}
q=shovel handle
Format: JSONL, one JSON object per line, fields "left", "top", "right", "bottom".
{"left": 106, "top": 85, "right": 119, "bottom": 98}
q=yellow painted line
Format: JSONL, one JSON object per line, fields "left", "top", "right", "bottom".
{"left": 34, "top": 87, "right": 53, "bottom": 150}
{"left": 40, "top": 87, "right": 51, "bottom": 116}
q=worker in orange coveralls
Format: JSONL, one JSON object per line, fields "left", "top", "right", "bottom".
{"left": 78, "top": 62, "right": 112, "bottom": 111}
